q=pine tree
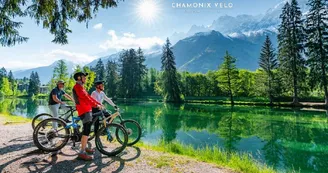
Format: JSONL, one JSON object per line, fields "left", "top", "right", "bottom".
{"left": 305, "top": 0, "right": 328, "bottom": 105}
{"left": 105, "top": 60, "right": 119, "bottom": 97}
{"left": 218, "top": 51, "right": 239, "bottom": 105}
{"left": 136, "top": 47, "right": 147, "bottom": 94}
{"left": 95, "top": 59, "right": 105, "bottom": 81}
{"left": 259, "top": 36, "right": 278, "bottom": 104}
{"left": 28, "top": 71, "right": 40, "bottom": 96}
{"left": 278, "top": 0, "right": 306, "bottom": 105}
{"left": 160, "top": 38, "right": 182, "bottom": 102}
{"left": 7, "top": 70, "right": 16, "bottom": 95}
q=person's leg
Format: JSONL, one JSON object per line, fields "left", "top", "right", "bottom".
{"left": 92, "top": 108, "right": 100, "bottom": 134}
{"left": 79, "top": 112, "right": 93, "bottom": 160}
{"left": 49, "top": 104, "right": 60, "bottom": 129}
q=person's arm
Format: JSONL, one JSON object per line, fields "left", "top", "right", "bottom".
{"left": 64, "top": 92, "right": 74, "bottom": 102}
{"left": 103, "top": 92, "right": 117, "bottom": 108}
{"left": 74, "top": 85, "right": 100, "bottom": 107}
{"left": 52, "top": 94, "right": 64, "bottom": 104}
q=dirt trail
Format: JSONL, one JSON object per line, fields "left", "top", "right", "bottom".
{"left": 0, "top": 116, "right": 233, "bottom": 173}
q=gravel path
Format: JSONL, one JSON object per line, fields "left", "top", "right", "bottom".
{"left": 0, "top": 116, "right": 234, "bottom": 173}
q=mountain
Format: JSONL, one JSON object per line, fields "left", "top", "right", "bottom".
{"left": 13, "top": 60, "right": 76, "bottom": 84}
{"left": 149, "top": 30, "right": 277, "bottom": 72}
{"left": 87, "top": 52, "right": 121, "bottom": 67}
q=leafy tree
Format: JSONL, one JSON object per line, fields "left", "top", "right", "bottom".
{"left": 136, "top": 47, "right": 147, "bottom": 94}
{"left": 105, "top": 60, "right": 119, "bottom": 97}
{"left": 1, "top": 0, "right": 120, "bottom": 46}
{"left": 147, "top": 68, "right": 159, "bottom": 95}
{"left": 83, "top": 66, "right": 96, "bottom": 92}
{"left": 158, "top": 38, "right": 182, "bottom": 102}
{"left": 237, "top": 70, "right": 255, "bottom": 97}
{"left": 28, "top": 71, "right": 40, "bottom": 96}
{"left": 0, "top": 78, "right": 12, "bottom": 96}
{"left": 50, "top": 60, "right": 69, "bottom": 89}
{"left": 95, "top": 59, "right": 105, "bottom": 81}
{"left": 305, "top": 0, "right": 328, "bottom": 105}
{"left": 278, "top": 0, "right": 306, "bottom": 105}
{"left": 259, "top": 36, "right": 278, "bottom": 104}
{"left": 218, "top": 51, "right": 239, "bottom": 105}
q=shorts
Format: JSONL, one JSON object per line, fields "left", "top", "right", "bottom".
{"left": 79, "top": 112, "right": 93, "bottom": 124}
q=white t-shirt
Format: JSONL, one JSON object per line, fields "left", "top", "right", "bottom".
{"left": 91, "top": 90, "right": 115, "bottom": 107}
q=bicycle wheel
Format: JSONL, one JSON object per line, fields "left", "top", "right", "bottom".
{"left": 33, "top": 118, "right": 70, "bottom": 152}
{"left": 32, "top": 113, "right": 52, "bottom": 130}
{"left": 95, "top": 123, "right": 128, "bottom": 156}
{"left": 117, "top": 120, "right": 142, "bottom": 146}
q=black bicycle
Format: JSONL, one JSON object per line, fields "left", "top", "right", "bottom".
{"left": 31, "top": 105, "right": 75, "bottom": 130}
{"left": 32, "top": 106, "right": 142, "bottom": 146}
{"left": 33, "top": 109, "right": 128, "bottom": 156}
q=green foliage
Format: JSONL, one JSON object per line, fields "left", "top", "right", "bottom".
{"left": 28, "top": 71, "right": 40, "bottom": 96}
{"left": 105, "top": 60, "right": 119, "bottom": 97}
{"left": 49, "top": 60, "right": 69, "bottom": 89}
{"left": 94, "top": 59, "right": 105, "bottom": 81}
{"left": 0, "top": 78, "right": 12, "bottom": 96}
{"left": 1, "top": 0, "right": 120, "bottom": 46}
{"left": 278, "top": 0, "right": 307, "bottom": 104}
{"left": 218, "top": 51, "right": 239, "bottom": 104}
{"left": 305, "top": 0, "right": 328, "bottom": 104}
{"left": 259, "top": 36, "right": 278, "bottom": 103}
{"left": 119, "top": 48, "right": 147, "bottom": 98}
{"left": 159, "top": 38, "right": 183, "bottom": 102}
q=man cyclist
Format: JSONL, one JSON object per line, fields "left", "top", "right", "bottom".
{"left": 91, "top": 80, "right": 118, "bottom": 133}
{"left": 48, "top": 80, "right": 74, "bottom": 128}
{"left": 72, "top": 72, "right": 103, "bottom": 161}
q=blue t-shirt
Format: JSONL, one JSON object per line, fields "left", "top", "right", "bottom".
{"left": 49, "top": 87, "right": 66, "bottom": 105}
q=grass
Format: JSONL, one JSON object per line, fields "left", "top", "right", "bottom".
{"left": 136, "top": 141, "right": 276, "bottom": 173}
{"left": 0, "top": 113, "right": 31, "bottom": 125}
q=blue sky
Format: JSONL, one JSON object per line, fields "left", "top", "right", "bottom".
{"left": 0, "top": 0, "right": 282, "bottom": 71}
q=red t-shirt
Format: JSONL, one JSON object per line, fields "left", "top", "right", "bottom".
{"left": 73, "top": 83, "right": 100, "bottom": 116}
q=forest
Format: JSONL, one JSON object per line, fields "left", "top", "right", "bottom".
{"left": 0, "top": 0, "right": 327, "bottom": 105}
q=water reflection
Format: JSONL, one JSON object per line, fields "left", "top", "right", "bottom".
{"left": 1, "top": 98, "right": 328, "bottom": 172}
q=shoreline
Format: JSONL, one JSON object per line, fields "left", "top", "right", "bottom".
{"left": 0, "top": 115, "right": 275, "bottom": 173}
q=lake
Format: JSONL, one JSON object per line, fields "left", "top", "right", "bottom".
{"left": 1, "top": 98, "right": 328, "bottom": 173}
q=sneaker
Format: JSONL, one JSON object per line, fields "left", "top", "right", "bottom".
{"left": 85, "top": 148, "right": 95, "bottom": 154}
{"left": 77, "top": 153, "right": 93, "bottom": 161}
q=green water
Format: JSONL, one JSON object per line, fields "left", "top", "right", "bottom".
{"left": 1, "top": 98, "right": 328, "bottom": 173}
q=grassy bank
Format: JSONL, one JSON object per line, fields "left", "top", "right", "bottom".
{"left": 0, "top": 113, "right": 31, "bottom": 124}
{"left": 136, "top": 141, "right": 276, "bottom": 173}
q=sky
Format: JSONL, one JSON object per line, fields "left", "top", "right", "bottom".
{"left": 0, "top": 0, "right": 282, "bottom": 71}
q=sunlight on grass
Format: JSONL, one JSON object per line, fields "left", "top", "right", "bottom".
{"left": 0, "top": 113, "right": 30, "bottom": 124}
{"left": 137, "top": 141, "right": 276, "bottom": 173}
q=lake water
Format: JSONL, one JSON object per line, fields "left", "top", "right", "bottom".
{"left": 1, "top": 98, "right": 328, "bottom": 173}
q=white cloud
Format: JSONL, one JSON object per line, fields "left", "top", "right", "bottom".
{"left": 93, "top": 23, "right": 103, "bottom": 30}
{"left": 45, "top": 49, "right": 96, "bottom": 64}
{"left": 100, "top": 30, "right": 164, "bottom": 50}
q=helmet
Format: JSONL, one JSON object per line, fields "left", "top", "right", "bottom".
{"left": 73, "top": 72, "right": 88, "bottom": 81}
{"left": 94, "top": 80, "right": 104, "bottom": 86}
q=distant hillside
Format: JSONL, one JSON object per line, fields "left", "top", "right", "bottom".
{"left": 13, "top": 60, "right": 76, "bottom": 84}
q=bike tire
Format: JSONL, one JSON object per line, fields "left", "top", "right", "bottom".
{"left": 33, "top": 118, "right": 70, "bottom": 152}
{"left": 32, "top": 113, "right": 53, "bottom": 130}
{"left": 117, "top": 119, "right": 142, "bottom": 146}
{"left": 95, "top": 123, "right": 128, "bottom": 156}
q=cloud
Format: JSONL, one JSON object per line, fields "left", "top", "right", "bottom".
{"left": 93, "top": 23, "right": 103, "bottom": 30}
{"left": 100, "top": 30, "right": 164, "bottom": 50}
{"left": 45, "top": 49, "right": 96, "bottom": 64}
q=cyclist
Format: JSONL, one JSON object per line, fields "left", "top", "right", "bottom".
{"left": 91, "top": 80, "right": 118, "bottom": 133}
{"left": 48, "top": 80, "right": 74, "bottom": 128}
{"left": 72, "top": 72, "right": 103, "bottom": 161}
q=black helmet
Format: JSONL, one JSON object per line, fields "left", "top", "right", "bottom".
{"left": 94, "top": 80, "right": 104, "bottom": 86}
{"left": 73, "top": 72, "right": 88, "bottom": 81}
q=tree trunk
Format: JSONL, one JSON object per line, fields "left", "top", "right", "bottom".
{"left": 230, "top": 90, "right": 234, "bottom": 105}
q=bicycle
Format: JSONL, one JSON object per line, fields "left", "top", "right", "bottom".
{"left": 33, "top": 109, "right": 128, "bottom": 156}
{"left": 31, "top": 105, "right": 75, "bottom": 130}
